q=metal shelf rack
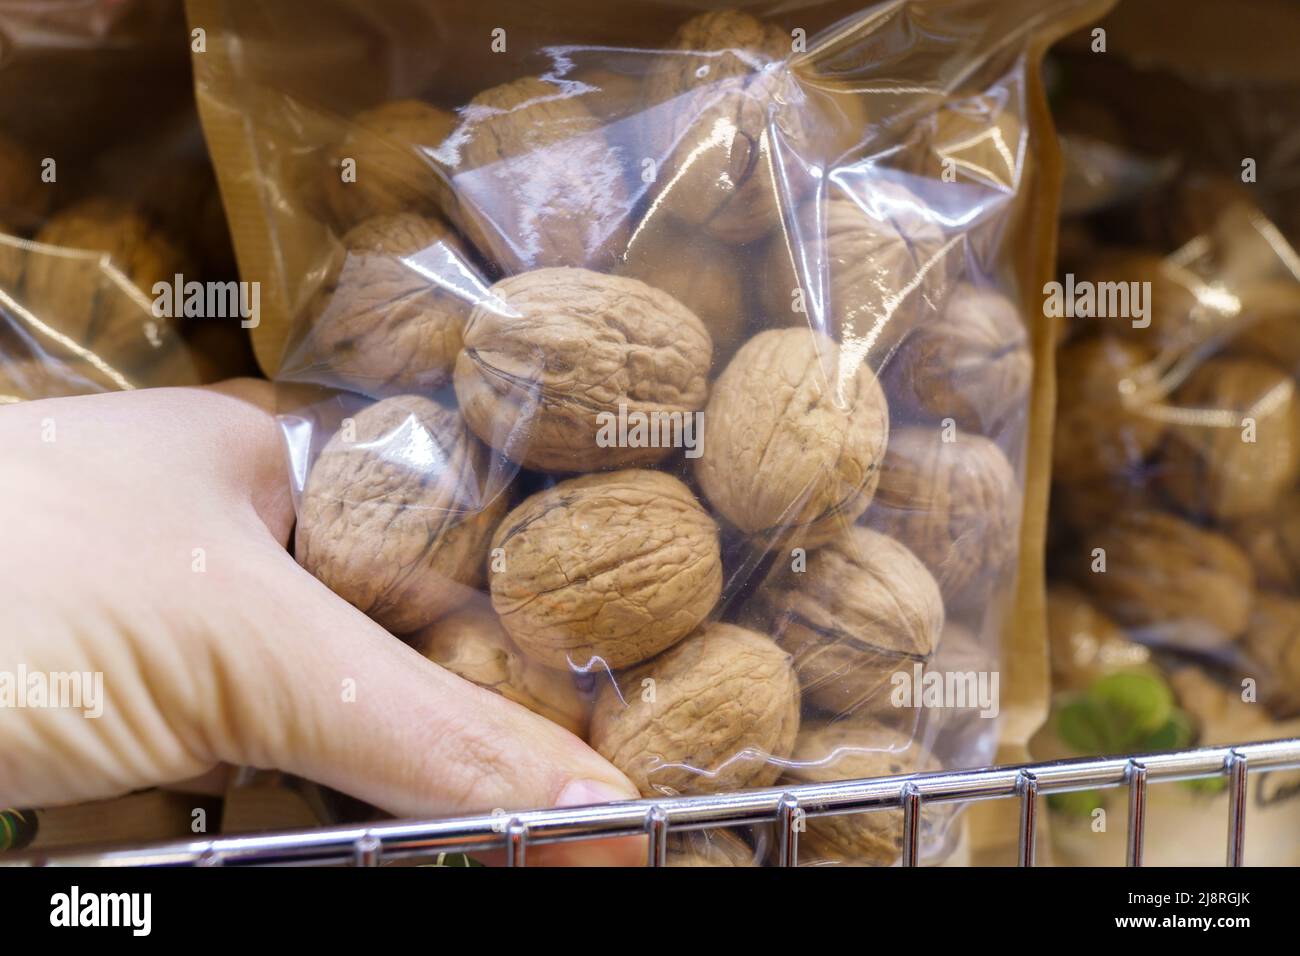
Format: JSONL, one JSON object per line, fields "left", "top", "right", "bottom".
{"left": 7, "top": 737, "right": 1299, "bottom": 867}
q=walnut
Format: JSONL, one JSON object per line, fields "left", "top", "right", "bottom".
{"left": 0, "top": 134, "right": 50, "bottom": 229}
{"left": 1046, "top": 584, "right": 1151, "bottom": 691}
{"left": 778, "top": 721, "right": 952, "bottom": 866}
{"left": 909, "top": 97, "right": 1023, "bottom": 190}
{"left": 415, "top": 601, "right": 588, "bottom": 737}
{"left": 1241, "top": 593, "right": 1300, "bottom": 718}
{"left": 618, "top": 217, "right": 747, "bottom": 352}
{"left": 1053, "top": 335, "right": 1164, "bottom": 481}
{"left": 0, "top": 355, "right": 101, "bottom": 403}
{"left": 887, "top": 284, "right": 1030, "bottom": 435}
{"left": 590, "top": 622, "right": 800, "bottom": 796}
{"left": 1076, "top": 510, "right": 1254, "bottom": 651}
{"left": 1227, "top": 280, "right": 1300, "bottom": 372}
{"left": 1158, "top": 357, "right": 1300, "bottom": 521}
{"left": 454, "top": 267, "right": 712, "bottom": 472}
{"left": 21, "top": 198, "right": 191, "bottom": 375}
{"left": 440, "top": 76, "right": 630, "bottom": 272}
{"left": 1228, "top": 489, "right": 1300, "bottom": 591}
{"left": 1168, "top": 665, "right": 1276, "bottom": 745}
{"left": 295, "top": 395, "right": 507, "bottom": 635}
{"left": 297, "top": 213, "right": 479, "bottom": 394}
{"left": 695, "top": 327, "right": 888, "bottom": 549}
{"left": 323, "top": 99, "right": 455, "bottom": 227}
{"left": 489, "top": 470, "right": 721, "bottom": 670}
{"left": 1051, "top": 468, "right": 1165, "bottom": 535}
{"left": 867, "top": 427, "right": 1019, "bottom": 605}
{"left": 1072, "top": 249, "right": 1223, "bottom": 347}
{"left": 758, "top": 527, "right": 944, "bottom": 718}
{"left": 759, "top": 182, "right": 951, "bottom": 360}
{"left": 640, "top": 10, "right": 802, "bottom": 244}
{"left": 667, "top": 829, "right": 758, "bottom": 867}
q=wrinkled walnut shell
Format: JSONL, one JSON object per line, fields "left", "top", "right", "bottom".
{"left": 867, "top": 427, "right": 1019, "bottom": 605}
{"left": 416, "top": 602, "right": 589, "bottom": 737}
{"left": 1046, "top": 584, "right": 1151, "bottom": 691}
{"left": 1076, "top": 510, "right": 1254, "bottom": 652}
{"left": 22, "top": 198, "right": 190, "bottom": 375}
{"left": 443, "top": 76, "right": 631, "bottom": 272}
{"left": 696, "top": 327, "right": 888, "bottom": 549}
{"left": 618, "top": 217, "right": 747, "bottom": 352}
{"left": 590, "top": 622, "right": 800, "bottom": 796}
{"left": 760, "top": 183, "right": 950, "bottom": 360}
{"left": 1053, "top": 335, "right": 1164, "bottom": 482}
{"left": 299, "top": 213, "right": 481, "bottom": 394}
{"left": 888, "top": 284, "right": 1029, "bottom": 435}
{"left": 323, "top": 99, "right": 455, "bottom": 227}
{"left": 779, "top": 721, "right": 951, "bottom": 866}
{"left": 667, "top": 829, "right": 759, "bottom": 867}
{"left": 1158, "top": 356, "right": 1300, "bottom": 521}
{"left": 296, "top": 395, "right": 507, "bottom": 634}
{"left": 641, "top": 10, "right": 801, "bottom": 245}
{"left": 760, "top": 526, "right": 944, "bottom": 717}
{"left": 1241, "top": 593, "right": 1300, "bottom": 719}
{"left": 1228, "top": 489, "right": 1300, "bottom": 592}
{"left": 455, "top": 267, "right": 712, "bottom": 472}
{"left": 490, "top": 469, "right": 722, "bottom": 670}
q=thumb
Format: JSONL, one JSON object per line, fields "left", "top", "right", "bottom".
{"left": 235, "top": 559, "right": 645, "bottom": 866}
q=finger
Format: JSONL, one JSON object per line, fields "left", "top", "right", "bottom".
{"left": 223, "top": 558, "right": 646, "bottom": 866}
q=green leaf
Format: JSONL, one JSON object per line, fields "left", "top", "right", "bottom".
{"left": 1088, "top": 672, "right": 1174, "bottom": 747}
{"left": 1140, "top": 711, "right": 1194, "bottom": 752}
{"left": 1056, "top": 695, "right": 1113, "bottom": 753}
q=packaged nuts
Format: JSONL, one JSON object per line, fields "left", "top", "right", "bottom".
{"left": 489, "top": 469, "right": 722, "bottom": 671}
{"left": 696, "top": 327, "right": 888, "bottom": 549}
{"left": 454, "top": 267, "right": 712, "bottom": 472}
{"left": 590, "top": 622, "right": 800, "bottom": 796}
{"left": 760, "top": 526, "right": 944, "bottom": 718}
{"left": 295, "top": 395, "right": 507, "bottom": 635}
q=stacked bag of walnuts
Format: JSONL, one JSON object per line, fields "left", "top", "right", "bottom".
{"left": 188, "top": 0, "right": 1096, "bottom": 865}
{"left": 0, "top": 2, "right": 252, "bottom": 405}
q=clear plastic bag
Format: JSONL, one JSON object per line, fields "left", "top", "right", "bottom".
{"left": 192, "top": 0, "right": 1103, "bottom": 865}
{"left": 1039, "top": 6, "right": 1300, "bottom": 864}
{"left": 0, "top": 0, "right": 252, "bottom": 405}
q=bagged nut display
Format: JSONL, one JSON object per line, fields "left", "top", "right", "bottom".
{"left": 0, "top": 2, "right": 254, "bottom": 400}
{"left": 192, "top": 0, "right": 1102, "bottom": 864}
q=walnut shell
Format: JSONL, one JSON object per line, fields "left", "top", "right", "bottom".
{"left": 909, "top": 97, "right": 1023, "bottom": 191}
{"left": 695, "top": 328, "right": 888, "bottom": 548}
{"left": 1053, "top": 335, "right": 1164, "bottom": 482}
{"left": 1051, "top": 468, "right": 1165, "bottom": 535}
{"left": 299, "top": 213, "right": 479, "bottom": 393}
{"left": 779, "top": 721, "right": 951, "bottom": 866}
{"left": 296, "top": 395, "right": 507, "bottom": 634}
{"left": 867, "top": 427, "right": 1019, "bottom": 605}
{"left": 1076, "top": 510, "right": 1254, "bottom": 651}
{"left": 1071, "top": 249, "right": 1222, "bottom": 347}
{"left": 489, "top": 470, "right": 722, "bottom": 670}
{"left": 617, "top": 217, "right": 746, "bottom": 352}
{"left": 1226, "top": 281, "right": 1300, "bottom": 372}
{"left": 454, "top": 267, "right": 712, "bottom": 472}
{"left": 22, "top": 199, "right": 190, "bottom": 374}
{"left": 323, "top": 99, "right": 455, "bottom": 227}
{"left": 442, "top": 76, "right": 630, "bottom": 272}
{"left": 590, "top": 622, "right": 800, "bottom": 796}
{"left": 1158, "top": 357, "right": 1300, "bottom": 521}
{"left": 1241, "top": 592, "right": 1300, "bottom": 718}
{"left": 760, "top": 527, "right": 944, "bottom": 717}
{"left": 641, "top": 10, "right": 800, "bottom": 244}
{"left": 760, "top": 182, "right": 950, "bottom": 360}
{"left": 1046, "top": 584, "right": 1151, "bottom": 691}
{"left": 0, "top": 355, "right": 103, "bottom": 403}
{"left": 415, "top": 602, "right": 588, "bottom": 737}
{"left": 888, "top": 284, "right": 1029, "bottom": 435}
{"left": 1228, "top": 489, "right": 1300, "bottom": 591}
{"left": 0, "top": 134, "right": 50, "bottom": 229}
{"left": 667, "top": 829, "right": 759, "bottom": 867}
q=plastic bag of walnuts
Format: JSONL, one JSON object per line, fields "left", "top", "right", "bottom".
{"left": 0, "top": 0, "right": 254, "bottom": 406}
{"left": 191, "top": 0, "right": 1105, "bottom": 865}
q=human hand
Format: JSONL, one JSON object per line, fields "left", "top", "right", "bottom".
{"left": 0, "top": 380, "right": 641, "bottom": 865}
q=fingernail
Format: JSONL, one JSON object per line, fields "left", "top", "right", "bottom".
{"left": 555, "top": 779, "right": 635, "bottom": 809}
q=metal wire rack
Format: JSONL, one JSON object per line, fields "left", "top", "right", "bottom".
{"left": 7, "top": 737, "right": 1299, "bottom": 867}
